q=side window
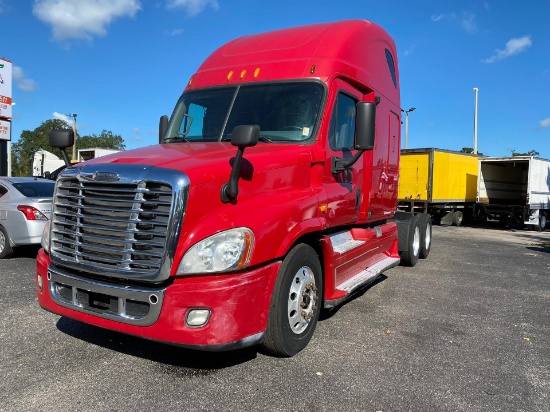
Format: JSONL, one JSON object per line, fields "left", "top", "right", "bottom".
{"left": 185, "top": 103, "right": 206, "bottom": 140}
{"left": 0, "top": 185, "right": 7, "bottom": 198}
{"left": 385, "top": 49, "right": 397, "bottom": 88}
{"left": 329, "top": 93, "right": 357, "bottom": 150}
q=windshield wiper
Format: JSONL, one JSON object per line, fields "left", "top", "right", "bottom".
{"left": 222, "top": 134, "right": 276, "bottom": 143}
{"left": 164, "top": 135, "right": 190, "bottom": 143}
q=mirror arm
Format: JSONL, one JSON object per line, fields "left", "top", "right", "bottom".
{"left": 221, "top": 147, "right": 244, "bottom": 203}
{"left": 331, "top": 149, "right": 365, "bottom": 174}
{"left": 159, "top": 115, "right": 168, "bottom": 144}
{"left": 59, "top": 148, "right": 72, "bottom": 167}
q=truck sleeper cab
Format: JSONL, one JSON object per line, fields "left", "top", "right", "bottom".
{"left": 36, "top": 20, "right": 430, "bottom": 357}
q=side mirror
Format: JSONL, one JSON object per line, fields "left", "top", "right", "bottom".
{"left": 331, "top": 102, "right": 376, "bottom": 174}
{"left": 49, "top": 129, "right": 74, "bottom": 167}
{"left": 355, "top": 102, "right": 376, "bottom": 150}
{"left": 49, "top": 129, "right": 74, "bottom": 149}
{"left": 159, "top": 115, "right": 168, "bottom": 144}
{"left": 231, "top": 125, "right": 260, "bottom": 148}
{"left": 221, "top": 125, "right": 260, "bottom": 203}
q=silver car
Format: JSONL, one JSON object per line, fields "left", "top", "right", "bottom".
{"left": 0, "top": 177, "right": 55, "bottom": 258}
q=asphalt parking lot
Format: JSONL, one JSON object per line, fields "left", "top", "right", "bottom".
{"left": 1, "top": 224, "right": 549, "bottom": 412}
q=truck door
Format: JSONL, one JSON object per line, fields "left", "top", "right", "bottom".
{"left": 323, "top": 81, "right": 364, "bottom": 227}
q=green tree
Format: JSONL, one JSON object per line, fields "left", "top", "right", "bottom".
{"left": 78, "top": 130, "right": 125, "bottom": 152}
{"left": 11, "top": 119, "right": 70, "bottom": 176}
{"left": 11, "top": 120, "right": 126, "bottom": 176}
{"left": 460, "top": 147, "right": 484, "bottom": 156}
{"left": 511, "top": 149, "right": 539, "bottom": 157}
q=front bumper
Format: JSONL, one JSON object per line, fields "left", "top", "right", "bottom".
{"left": 36, "top": 248, "right": 280, "bottom": 350}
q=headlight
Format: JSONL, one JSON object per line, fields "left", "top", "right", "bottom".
{"left": 41, "top": 220, "right": 51, "bottom": 253}
{"left": 178, "top": 228, "right": 254, "bottom": 274}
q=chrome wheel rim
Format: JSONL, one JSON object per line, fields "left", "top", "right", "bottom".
{"left": 287, "top": 266, "right": 318, "bottom": 334}
{"left": 424, "top": 222, "right": 431, "bottom": 249}
{"left": 412, "top": 226, "right": 420, "bottom": 257}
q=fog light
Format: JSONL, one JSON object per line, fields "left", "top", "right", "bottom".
{"left": 186, "top": 309, "right": 211, "bottom": 327}
{"left": 37, "top": 274, "right": 43, "bottom": 292}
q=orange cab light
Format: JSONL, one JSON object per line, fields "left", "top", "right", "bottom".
{"left": 254, "top": 68, "right": 260, "bottom": 78}
{"left": 227, "top": 71, "right": 234, "bottom": 81}
{"left": 240, "top": 70, "right": 247, "bottom": 79}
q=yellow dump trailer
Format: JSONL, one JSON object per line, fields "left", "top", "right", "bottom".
{"left": 398, "top": 148, "right": 480, "bottom": 225}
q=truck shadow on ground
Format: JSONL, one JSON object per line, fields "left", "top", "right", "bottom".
{"left": 526, "top": 246, "right": 550, "bottom": 254}
{"left": 55, "top": 317, "right": 259, "bottom": 371}
{"left": 8, "top": 245, "right": 41, "bottom": 259}
{"left": 54, "top": 274, "right": 390, "bottom": 369}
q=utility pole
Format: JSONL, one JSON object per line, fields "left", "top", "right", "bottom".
{"left": 402, "top": 107, "right": 416, "bottom": 149}
{"left": 473, "top": 88, "right": 479, "bottom": 155}
{"left": 65, "top": 113, "right": 78, "bottom": 161}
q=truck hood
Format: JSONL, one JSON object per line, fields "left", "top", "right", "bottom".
{"left": 80, "top": 142, "right": 315, "bottom": 185}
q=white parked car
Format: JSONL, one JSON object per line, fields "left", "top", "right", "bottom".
{"left": 0, "top": 177, "right": 55, "bottom": 258}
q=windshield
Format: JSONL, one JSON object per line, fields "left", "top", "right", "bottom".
{"left": 12, "top": 181, "right": 55, "bottom": 198}
{"left": 165, "top": 82, "right": 324, "bottom": 143}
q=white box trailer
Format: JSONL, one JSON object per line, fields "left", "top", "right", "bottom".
{"left": 77, "top": 148, "right": 121, "bottom": 162}
{"left": 31, "top": 150, "right": 65, "bottom": 177}
{"left": 476, "top": 156, "right": 550, "bottom": 230}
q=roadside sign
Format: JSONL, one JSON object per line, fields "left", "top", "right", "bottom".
{"left": 0, "top": 58, "right": 13, "bottom": 120}
{"left": 0, "top": 119, "right": 10, "bottom": 141}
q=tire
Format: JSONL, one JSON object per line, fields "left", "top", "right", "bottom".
{"left": 0, "top": 226, "right": 14, "bottom": 259}
{"left": 399, "top": 215, "right": 420, "bottom": 267}
{"left": 452, "top": 210, "right": 464, "bottom": 227}
{"left": 535, "top": 212, "right": 547, "bottom": 232}
{"left": 262, "top": 244, "right": 323, "bottom": 357}
{"left": 419, "top": 214, "right": 432, "bottom": 259}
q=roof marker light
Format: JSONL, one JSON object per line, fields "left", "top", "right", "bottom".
{"left": 240, "top": 69, "right": 247, "bottom": 79}
{"left": 227, "top": 71, "right": 234, "bottom": 81}
{"left": 254, "top": 68, "right": 260, "bottom": 78}
{"left": 310, "top": 65, "right": 316, "bottom": 75}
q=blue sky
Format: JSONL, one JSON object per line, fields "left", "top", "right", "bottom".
{"left": 1, "top": 0, "right": 549, "bottom": 158}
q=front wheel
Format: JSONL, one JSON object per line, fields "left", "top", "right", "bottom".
{"left": 262, "top": 244, "right": 323, "bottom": 357}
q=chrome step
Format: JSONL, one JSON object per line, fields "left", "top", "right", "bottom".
{"left": 337, "top": 256, "right": 400, "bottom": 293}
{"left": 328, "top": 231, "right": 365, "bottom": 254}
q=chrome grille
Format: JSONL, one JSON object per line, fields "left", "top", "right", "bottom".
{"left": 50, "top": 164, "right": 188, "bottom": 282}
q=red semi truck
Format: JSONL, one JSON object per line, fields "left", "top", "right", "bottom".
{"left": 36, "top": 20, "right": 431, "bottom": 357}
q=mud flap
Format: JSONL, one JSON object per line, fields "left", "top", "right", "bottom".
{"left": 392, "top": 211, "right": 414, "bottom": 252}
{"left": 440, "top": 210, "right": 454, "bottom": 226}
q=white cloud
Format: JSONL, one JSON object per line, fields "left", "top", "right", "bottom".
{"left": 539, "top": 118, "right": 550, "bottom": 129}
{"left": 13, "top": 66, "right": 37, "bottom": 92}
{"left": 33, "top": 0, "right": 141, "bottom": 41}
{"left": 403, "top": 45, "right": 416, "bottom": 56}
{"left": 53, "top": 112, "right": 70, "bottom": 122}
{"left": 132, "top": 127, "right": 142, "bottom": 141}
{"left": 166, "top": 0, "right": 219, "bottom": 16}
{"left": 431, "top": 12, "right": 477, "bottom": 33}
{"left": 461, "top": 13, "right": 477, "bottom": 34}
{"left": 431, "top": 13, "right": 447, "bottom": 22}
{"left": 166, "top": 28, "right": 184, "bottom": 36}
{"left": 482, "top": 35, "right": 532, "bottom": 63}
{"left": 53, "top": 112, "right": 79, "bottom": 129}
